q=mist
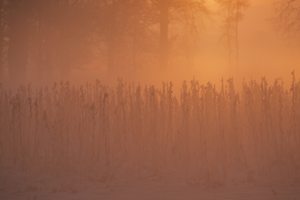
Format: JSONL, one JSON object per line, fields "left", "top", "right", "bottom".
{"left": 0, "top": 0, "right": 299, "bottom": 86}
{"left": 1, "top": 0, "right": 300, "bottom": 199}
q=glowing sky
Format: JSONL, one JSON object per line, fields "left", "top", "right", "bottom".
{"left": 195, "top": 0, "right": 300, "bottom": 81}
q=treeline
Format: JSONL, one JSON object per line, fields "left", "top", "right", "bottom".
{"left": 0, "top": 78, "right": 299, "bottom": 184}
{"left": 0, "top": 0, "right": 251, "bottom": 84}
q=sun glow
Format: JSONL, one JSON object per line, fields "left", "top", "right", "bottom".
{"left": 205, "top": 0, "right": 217, "bottom": 8}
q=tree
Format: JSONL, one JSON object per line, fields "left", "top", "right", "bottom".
{"left": 95, "top": 0, "right": 152, "bottom": 77}
{"left": 0, "top": 0, "right": 6, "bottom": 81}
{"left": 156, "top": 0, "right": 169, "bottom": 68}
{"left": 24, "top": 0, "right": 96, "bottom": 81}
{"left": 2, "top": 0, "right": 98, "bottom": 83}
{"left": 2, "top": 0, "right": 210, "bottom": 83}
{"left": 6, "top": 0, "right": 31, "bottom": 84}
{"left": 151, "top": 0, "right": 207, "bottom": 68}
{"left": 216, "top": 0, "right": 248, "bottom": 72}
{"left": 274, "top": 0, "right": 300, "bottom": 37}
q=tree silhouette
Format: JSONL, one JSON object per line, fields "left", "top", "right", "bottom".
{"left": 1, "top": 0, "right": 210, "bottom": 82}
{"left": 216, "top": 0, "right": 248, "bottom": 72}
{"left": 151, "top": 0, "right": 207, "bottom": 68}
{"left": 275, "top": 0, "right": 300, "bottom": 37}
{"left": 96, "top": 0, "right": 151, "bottom": 77}
{"left": 7, "top": 0, "right": 31, "bottom": 84}
{"left": 0, "top": 0, "right": 6, "bottom": 81}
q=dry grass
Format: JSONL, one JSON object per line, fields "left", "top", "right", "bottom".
{"left": 0, "top": 78, "right": 299, "bottom": 184}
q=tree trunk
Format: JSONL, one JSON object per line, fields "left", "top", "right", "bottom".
{"left": 159, "top": 0, "right": 169, "bottom": 68}
{"left": 106, "top": 1, "right": 118, "bottom": 77}
{"left": 0, "top": 0, "right": 5, "bottom": 81}
{"left": 7, "top": 0, "right": 29, "bottom": 85}
{"left": 234, "top": 2, "right": 240, "bottom": 74}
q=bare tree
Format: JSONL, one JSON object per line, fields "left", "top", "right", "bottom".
{"left": 0, "top": 0, "right": 6, "bottom": 81}
{"left": 216, "top": 0, "right": 248, "bottom": 72}
{"left": 95, "top": 0, "right": 151, "bottom": 77}
{"left": 7, "top": 0, "right": 31, "bottom": 84}
{"left": 151, "top": 0, "right": 207, "bottom": 68}
{"left": 3, "top": 0, "right": 98, "bottom": 83}
{"left": 274, "top": 0, "right": 300, "bottom": 37}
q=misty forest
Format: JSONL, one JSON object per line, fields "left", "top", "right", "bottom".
{"left": 1, "top": 0, "right": 300, "bottom": 199}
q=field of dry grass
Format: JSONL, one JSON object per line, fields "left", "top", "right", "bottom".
{"left": 0, "top": 78, "right": 300, "bottom": 199}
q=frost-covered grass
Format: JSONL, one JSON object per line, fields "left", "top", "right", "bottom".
{"left": 0, "top": 78, "right": 300, "bottom": 192}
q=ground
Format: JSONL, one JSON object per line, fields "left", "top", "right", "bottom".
{"left": 1, "top": 167, "right": 299, "bottom": 200}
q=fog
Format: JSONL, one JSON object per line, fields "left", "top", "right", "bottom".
{"left": 1, "top": 0, "right": 300, "bottom": 199}
{"left": 1, "top": 0, "right": 299, "bottom": 86}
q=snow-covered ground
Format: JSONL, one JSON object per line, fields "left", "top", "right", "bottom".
{"left": 1, "top": 167, "right": 299, "bottom": 200}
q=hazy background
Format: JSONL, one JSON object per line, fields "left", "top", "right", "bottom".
{"left": 0, "top": 0, "right": 299, "bottom": 86}
{"left": 1, "top": 2, "right": 300, "bottom": 199}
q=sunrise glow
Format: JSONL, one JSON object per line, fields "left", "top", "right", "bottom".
{"left": 0, "top": 0, "right": 300, "bottom": 199}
